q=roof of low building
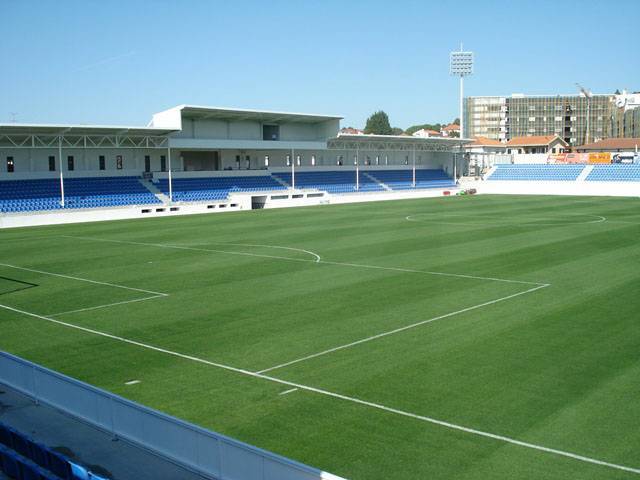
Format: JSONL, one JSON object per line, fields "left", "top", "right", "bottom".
{"left": 339, "top": 127, "right": 364, "bottom": 135}
{"left": 466, "top": 136, "right": 506, "bottom": 147}
{"left": 574, "top": 137, "right": 640, "bottom": 151}
{"left": 413, "top": 129, "right": 441, "bottom": 136}
{"left": 442, "top": 123, "right": 460, "bottom": 131}
{"left": 506, "top": 135, "right": 567, "bottom": 146}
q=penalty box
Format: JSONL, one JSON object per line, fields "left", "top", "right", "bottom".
{"left": 0, "top": 263, "right": 167, "bottom": 318}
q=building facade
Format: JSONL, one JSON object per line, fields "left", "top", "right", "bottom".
{"left": 0, "top": 105, "right": 467, "bottom": 179}
{"left": 464, "top": 92, "right": 640, "bottom": 146}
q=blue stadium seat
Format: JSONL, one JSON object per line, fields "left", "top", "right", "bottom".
{"left": 0, "top": 177, "right": 160, "bottom": 213}
{"left": 0, "top": 446, "right": 21, "bottom": 479}
{"left": 365, "top": 169, "right": 455, "bottom": 190}
{"left": 272, "top": 170, "right": 386, "bottom": 193}
{"left": 30, "top": 442, "right": 50, "bottom": 470}
{"left": 586, "top": 165, "right": 640, "bottom": 182}
{"left": 46, "top": 451, "right": 71, "bottom": 480}
{"left": 0, "top": 424, "right": 13, "bottom": 449}
{"left": 486, "top": 164, "right": 584, "bottom": 181}
{"left": 11, "top": 430, "right": 32, "bottom": 458}
{"left": 155, "top": 175, "right": 286, "bottom": 202}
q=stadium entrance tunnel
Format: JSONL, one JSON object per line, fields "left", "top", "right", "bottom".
{"left": 251, "top": 195, "right": 268, "bottom": 209}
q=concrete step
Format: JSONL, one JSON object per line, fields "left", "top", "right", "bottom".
{"left": 362, "top": 172, "right": 392, "bottom": 191}
{"left": 138, "top": 179, "right": 170, "bottom": 204}
{"left": 270, "top": 173, "right": 291, "bottom": 188}
{"left": 576, "top": 165, "right": 594, "bottom": 182}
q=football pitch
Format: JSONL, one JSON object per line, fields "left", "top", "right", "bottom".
{"left": 1, "top": 194, "right": 639, "bottom": 479}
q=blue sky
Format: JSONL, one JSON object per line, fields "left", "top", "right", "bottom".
{"left": 1, "top": 0, "right": 638, "bottom": 129}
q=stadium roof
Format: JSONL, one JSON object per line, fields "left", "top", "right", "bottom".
{"left": 0, "top": 123, "right": 177, "bottom": 136}
{"left": 160, "top": 105, "right": 343, "bottom": 124}
{"left": 574, "top": 137, "right": 640, "bottom": 152}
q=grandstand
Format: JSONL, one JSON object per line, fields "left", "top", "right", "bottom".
{"left": 586, "top": 164, "right": 640, "bottom": 182}
{"left": 155, "top": 175, "right": 287, "bottom": 202}
{"left": 0, "top": 422, "right": 107, "bottom": 480}
{"left": 485, "top": 164, "right": 585, "bottom": 181}
{"left": 0, "top": 177, "right": 159, "bottom": 213}
{"left": 272, "top": 170, "right": 385, "bottom": 193}
{"left": 0, "top": 106, "right": 468, "bottom": 227}
{"left": 366, "top": 169, "right": 456, "bottom": 190}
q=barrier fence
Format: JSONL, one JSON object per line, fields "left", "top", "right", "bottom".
{"left": 0, "top": 351, "right": 344, "bottom": 480}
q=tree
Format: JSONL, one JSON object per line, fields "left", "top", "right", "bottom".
{"left": 364, "top": 111, "right": 393, "bottom": 135}
{"left": 453, "top": 118, "right": 460, "bottom": 125}
{"left": 391, "top": 127, "right": 404, "bottom": 135}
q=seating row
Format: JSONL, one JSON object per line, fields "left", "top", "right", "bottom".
{"left": 487, "top": 164, "right": 585, "bottom": 181}
{"left": 0, "top": 423, "right": 106, "bottom": 480}
{"left": 586, "top": 165, "right": 640, "bottom": 182}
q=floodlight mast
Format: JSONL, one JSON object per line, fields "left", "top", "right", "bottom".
{"left": 450, "top": 44, "right": 474, "bottom": 143}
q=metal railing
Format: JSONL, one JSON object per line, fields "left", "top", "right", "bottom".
{"left": 0, "top": 351, "right": 344, "bottom": 480}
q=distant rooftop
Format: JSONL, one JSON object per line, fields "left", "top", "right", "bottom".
{"left": 575, "top": 137, "right": 640, "bottom": 151}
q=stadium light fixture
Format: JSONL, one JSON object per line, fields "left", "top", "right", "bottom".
{"left": 450, "top": 45, "right": 473, "bottom": 142}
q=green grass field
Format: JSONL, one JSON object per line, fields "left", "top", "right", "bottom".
{"left": 1, "top": 194, "right": 639, "bottom": 479}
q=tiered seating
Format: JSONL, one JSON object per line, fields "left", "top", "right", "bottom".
{"left": 155, "top": 175, "right": 286, "bottom": 202}
{"left": 487, "top": 164, "right": 584, "bottom": 181}
{"left": 272, "top": 171, "right": 385, "bottom": 193}
{"left": 63, "top": 177, "right": 159, "bottom": 209}
{"left": 586, "top": 165, "right": 640, "bottom": 182}
{"left": 0, "top": 179, "right": 62, "bottom": 213}
{"left": 0, "top": 422, "right": 107, "bottom": 479}
{"left": 366, "top": 169, "right": 455, "bottom": 190}
{"left": 0, "top": 177, "right": 160, "bottom": 213}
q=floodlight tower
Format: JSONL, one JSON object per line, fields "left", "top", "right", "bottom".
{"left": 450, "top": 44, "right": 474, "bottom": 140}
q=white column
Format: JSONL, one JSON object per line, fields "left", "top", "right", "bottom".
{"left": 453, "top": 153, "right": 457, "bottom": 181}
{"left": 355, "top": 145, "right": 359, "bottom": 191}
{"left": 58, "top": 136, "right": 65, "bottom": 207}
{"left": 412, "top": 148, "right": 416, "bottom": 187}
{"left": 168, "top": 145, "right": 173, "bottom": 202}
{"left": 459, "top": 76, "right": 464, "bottom": 140}
{"left": 291, "top": 148, "right": 295, "bottom": 190}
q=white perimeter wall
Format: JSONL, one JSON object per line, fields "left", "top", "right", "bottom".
{"left": 471, "top": 180, "right": 640, "bottom": 197}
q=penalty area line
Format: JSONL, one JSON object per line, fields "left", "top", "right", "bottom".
{"left": 61, "top": 235, "right": 545, "bottom": 287}
{"left": 257, "top": 283, "right": 549, "bottom": 374}
{"left": 0, "top": 302, "right": 638, "bottom": 476}
{"left": 0, "top": 262, "right": 168, "bottom": 297}
{"left": 49, "top": 294, "right": 167, "bottom": 317}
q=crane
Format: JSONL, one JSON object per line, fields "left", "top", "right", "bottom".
{"left": 576, "top": 83, "right": 592, "bottom": 145}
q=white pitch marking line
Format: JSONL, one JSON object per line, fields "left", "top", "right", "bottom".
{"left": 0, "top": 262, "right": 168, "bottom": 297}
{"left": 125, "top": 380, "right": 141, "bottom": 385}
{"left": 61, "top": 235, "right": 544, "bottom": 286}
{"left": 49, "top": 294, "right": 166, "bottom": 318}
{"left": 61, "top": 235, "right": 320, "bottom": 265}
{"left": 279, "top": 388, "right": 298, "bottom": 396}
{"left": 257, "top": 284, "right": 549, "bottom": 374}
{"left": 1, "top": 302, "right": 638, "bottom": 476}
{"left": 211, "top": 242, "right": 321, "bottom": 263}
{"left": 406, "top": 213, "right": 607, "bottom": 227}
